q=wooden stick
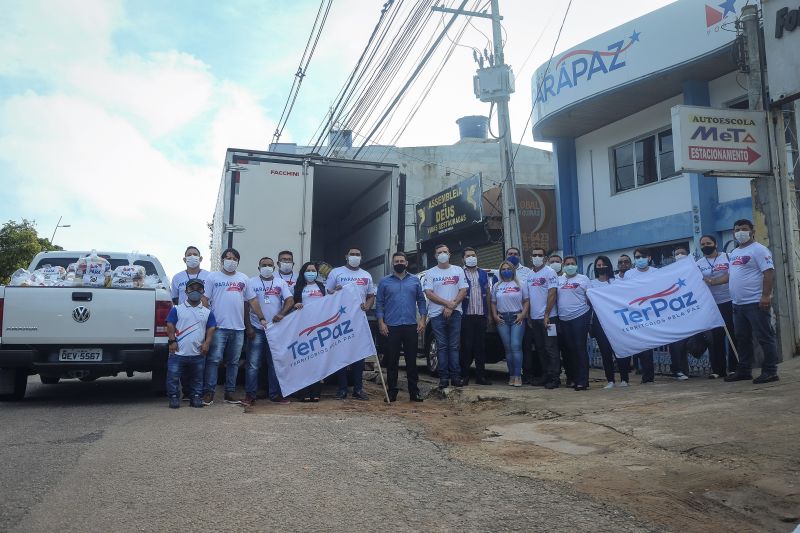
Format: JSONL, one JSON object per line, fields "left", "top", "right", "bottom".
{"left": 373, "top": 353, "right": 391, "bottom": 404}
{"left": 723, "top": 324, "right": 741, "bottom": 361}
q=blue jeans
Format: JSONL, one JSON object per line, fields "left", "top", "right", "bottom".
{"left": 496, "top": 312, "right": 524, "bottom": 377}
{"left": 167, "top": 355, "right": 204, "bottom": 398}
{"left": 733, "top": 303, "right": 779, "bottom": 375}
{"left": 204, "top": 328, "right": 245, "bottom": 395}
{"left": 431, "top": 311, "right": 462, "bottom": 383}
{"left": 337, "top": 359, "right": 365, "bottom": 394}
{"left": 246, "top": 329, "right": 282, "bottom": 399}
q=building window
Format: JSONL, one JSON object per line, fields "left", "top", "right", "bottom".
{"left": 613, "top": 127, "right": 677, "bottom": 193}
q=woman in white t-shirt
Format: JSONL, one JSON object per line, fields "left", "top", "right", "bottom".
{"left": 292, "top": 262, "right": 327, "bottom": 402}
{"left": 589, "top": 255, "right": 629, "bottom": 388}
{"left": 490, "top": 261, "right": 530, "bottom": 387}
{"left": 557, "top": 256, "right": 592, "bottom": 390}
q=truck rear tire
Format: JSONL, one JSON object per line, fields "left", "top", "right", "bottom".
{"left": 0, "top": 369, "right": 27, "bottom": 401}
{"left": 151, "top": 355, "right": 168, "bottom": 396}
{"left": 425, "top": 336, "right": 439, "bottom": 377}
{"left": 40, "top": 376, "right": 60, "bottom": 385}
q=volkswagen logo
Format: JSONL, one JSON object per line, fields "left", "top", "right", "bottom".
{"left": 72, "top": 306, "right": 91, "bottom": 323}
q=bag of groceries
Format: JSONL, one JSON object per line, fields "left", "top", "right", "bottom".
{"left": 77, "top": 250, "right": 111, "bottom": 287}
{"left": 111, "top": 251, "right": 146, "bottom": 288}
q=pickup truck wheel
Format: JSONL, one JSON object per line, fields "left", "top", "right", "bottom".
{"left": 0, "top": 369, "right": 27, "bottom": 401}
{"left": 40, "top": 376, "right": 60, "bottom": 385}
{"left": 151, "top": 356, "right": 168, "bottom": 396}
{"left": 425, "top": 336, "right": 439, "bottom": 377}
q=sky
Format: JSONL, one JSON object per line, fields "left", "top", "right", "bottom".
{"left": 0, "top": 0, "right": 676, "bottom": 277}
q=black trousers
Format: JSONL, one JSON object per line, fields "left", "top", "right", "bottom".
{"left": 669, "top": 339, "right": 689, "bottom": 375}
{"left": 385, "top": 324, "right": 420, "bottom": 395}
{"left": 591, "top": 314, "right": 630, "bottom": 383}
{"left": 709, "top": 300, "right": 738, "bottom": 375}
{"left": 522, "top": 323, "right": 542, "bottom": 381}
{"left": 556, "top": 319, "right": 574, "bottom": 383}
{"left": 637, "top": 350, "right": 655, "bottom": 383}
{"left": 530, "top": 317, "right": 561, "bottom": 384}
{"left": 460, "top": 315, "right": 487, "bottom": 379}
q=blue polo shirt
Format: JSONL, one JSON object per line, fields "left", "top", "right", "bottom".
{"left": 376, "top": 273, "right": 428, "bottom": 326}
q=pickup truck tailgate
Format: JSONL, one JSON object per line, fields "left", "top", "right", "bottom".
{"left": 2, "top": 287, "right": 158, "bottom": 344}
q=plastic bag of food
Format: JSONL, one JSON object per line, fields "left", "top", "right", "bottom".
{"left": 143, "top": 274, "right": 164, "bottom": 289}
{"left": 34, "top": 264, "right": 66, "bottom": 283}
{"left": 77, "top": 250, "right": 111, "bottom": 287}
{"left": 111, "top": 252, "right": 146, "bottom": 289}
{"left": 9, "top": 269, "right": 33, "bottom": 286}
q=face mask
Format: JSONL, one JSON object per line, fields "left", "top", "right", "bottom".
{"left": 279, "top": 262, "right": 293, "bottom": 274}
{"left": 347, "top": 255, "right": 361, "bottom": 268}
{"left": 701, "top": 245, "right": 716, "bottom": 256}
{"left": 674, "top": 254, "right": 687, "bottom": 261}
{"left": 187, "top": 290, "right": 203, "bottom": 303}
{"left": 595, "top": 266, "right": 610, "bottom": 276}
{"left": 304, "top": 271, "right": 317, "bottom": 282}
{"left": 635, "top": 257, "right": 649, "bottom": 269}
{"left": 259, "top": 266, "right": 274, "bottom": 277}
{"left": 735, "top": 230, "right": 751, "bottom": 244}
{"left": 437, "top": 252, "right": 449, "bottom": 264}
{"left": 393, "top": 263, "right": 406, "bottom": 274}
{"left": 185, "top": 256, "right": 200, "bottom": 269}
{"left": 506, "top": 256, "right": 520, "bottom": 267}
{"left": 550, "top": 262, "right": 562, "bottom": 273}
{"left": 500, "top": 269, "right": 514, "bottom": 280}
{"left": 564, "top": 264, "right": 578, "bottom": 276}
{"left": 464, "top": 256, "right": 478, "bottom": 267}
{"left": 223, "top": 259, "right": 238, "bottom": 273}
{"left": 531, "top": 256, "right": 544, "bottom": 268}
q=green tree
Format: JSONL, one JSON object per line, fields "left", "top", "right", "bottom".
{"left": 0, "top": 219, "right": 63, "bottom": 284}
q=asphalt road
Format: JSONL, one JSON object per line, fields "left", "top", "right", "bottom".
{"left": 1, "top": 374, "right": 655, "bottom": 533}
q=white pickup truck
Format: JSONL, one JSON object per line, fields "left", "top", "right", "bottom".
{"left": 0, "top": 251, "right": 173, "bottom": 401}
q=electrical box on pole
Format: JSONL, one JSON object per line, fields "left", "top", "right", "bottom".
{"left": 473, "top": 65, "right": 515, "bottom": 102}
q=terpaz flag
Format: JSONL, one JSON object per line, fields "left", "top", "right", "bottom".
{"left": 586, "top": 259, "right": 724, "bottom": 358}
{"left": 266, "top": 283, "right": 376, "bottom": 397}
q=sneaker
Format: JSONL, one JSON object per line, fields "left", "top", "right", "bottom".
{"left": 641, "top": 380, "right": 654, "bottom": 385}
{"left": 708, "top": 373, "right": 720, "bottom": 379}
{"left": 202, "top": 392, "right": 214, "bottom": 406}
{"left": 270, "top": 396, "right": 291, "bottom": 405}
{"left": 438, "top": 381, "right": 449, "bottom": 390}
{"left": 618, "top": 381, "right": 629, "bottom": 387}
{"left": 190, "top": 396, "right": 204, "bottom": 408}
{"left": 241, "top": 395, "right": 255, "bottom": 407}
{"left": 724, "top": 373, "right": 753, "bottom": 382}
{"left": 675, "top": 372, "right": 689, "bottom": 381}
{"left": 512, "top": 377, "right": 522, "bottom": 388}
{"left": 451, "top": 378, "right": 464, "bottom": 387}
{"left": 352, "top": 390, "right": 369, "bottom": 401}
{"left": 475, "top": 376, "right": 492, "bottom": 385}
{"left": 752, "top": 374, "right": 779, "bottom": 384}
{"left": 544, "top": 380, "right": 558, "bottom": 390}
{"left": 508, "top": 378, "right": 515, "bottom": 386}
{"left": 603, "top": 381, "right": 614, "bottom": 389}
{"left": 169, "top": 396, "right": 180, "bottom": 409}
{"left": 335, "top": 390, "right": 348, "bottom": 400}
{"left": 224, "top": 392, "right": 242, "bottom": 404}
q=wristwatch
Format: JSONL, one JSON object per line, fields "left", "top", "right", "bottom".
{"left": 168, "top": 339, "right": 177, "bottom": 345}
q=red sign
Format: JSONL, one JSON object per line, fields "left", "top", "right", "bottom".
{"left": 688, "top": 145, "right": 762, "bottom": 165}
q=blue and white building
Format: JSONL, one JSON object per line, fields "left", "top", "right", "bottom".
{"left": 532, "top": 0, "right": 755, "bottom": 270}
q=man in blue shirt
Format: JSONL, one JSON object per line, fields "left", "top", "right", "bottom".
{"left": 376, "top": 251, "right": 427, "bottom": 402}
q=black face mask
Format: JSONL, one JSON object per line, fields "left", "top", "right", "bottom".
{"left": 595, "top": 266, "right": 610, "bottom": 276}
{"left": 701, "top": 246, "right": 716, "bottom": 256}
{"left": 393, "top": 263, "right": 407, "bottom": 274}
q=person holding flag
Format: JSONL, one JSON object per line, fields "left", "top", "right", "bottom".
{"left": 620, "top": 248, "right": 658, "bottom": 384}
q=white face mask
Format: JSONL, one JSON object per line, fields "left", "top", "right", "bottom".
{"left": 550, "top": 262, "right": 562, "bottom": 273}
{"left": 735, "top": 230, "right": 751, "bottom": 244}
{"left": 185, "top": 256, "right": 200, "bottom": 269}
{"left": 531, "top": 256, "right": 544, "bottom": 268}
{"left": 223, "top": 259, "right": 238, "bottom": 273}
{"left": 436, "top": 252, "right": 450, "bottom": 264}
{"left": 464, "top": 256, "right": 478, "bottom": 267}
{"left": 259, "top": 266, "right": 274, "bottom": 277}
{"left": 674, "top": 254, "right": 687, "bottom": 261}
{"left": 278, "top": 262, "right": 293, "bottom": 274}
{"left": 347, "top": 255, "right": 361, "bottom": 268}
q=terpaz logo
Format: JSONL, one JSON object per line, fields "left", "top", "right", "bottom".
{"left": 614, "top": 278, "right": 700, "bottom": 330}
{"left": 705, "top": 0, "right": 737, "bottom": 30}
{"left": 288, "top": 306, "right": 354, "bottom": 363}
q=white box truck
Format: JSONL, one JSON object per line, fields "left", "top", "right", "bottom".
{"left": 211, "top": 149, "right": 406, "bottom": 281}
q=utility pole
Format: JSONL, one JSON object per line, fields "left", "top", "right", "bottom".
{"left": 432, "top": 0, "right": 522, "bottom": 255}
{"left": 741, "top": 4, "right": 799, "bottom": 359}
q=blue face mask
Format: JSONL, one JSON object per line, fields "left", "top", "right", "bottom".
{"left": 500, "top": 269, "right": 514, "bottom": 280}
{"left": 187, "top": 290, "right": 203, "bottom": 303}
{"left": 506, "top": 256, "right": 520, "bottom": 267}
{"left": 564, "top": 264, "right": 578, "bottom": 276}
{"left": 304, "top": 271, "right": 318, "bottom": 282}
{"left": 635, "top": 257, "right": 649, "bottom": 269}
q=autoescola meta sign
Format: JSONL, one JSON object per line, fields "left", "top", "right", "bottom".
{"left": 671, "top": 105, "right": 772, "bottom": 175}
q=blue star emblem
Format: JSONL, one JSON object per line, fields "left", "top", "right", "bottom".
{"left": 629, "top": 29, "right": 641, "bottom": 43}
{"left": 339, "top": 306, "right": 347, "bottom": 314}
{"left": 676, "top": 278, "right": 687, "bottom": 288}
{"left": 718, "top": 0, "right": 736, "bottom": 17}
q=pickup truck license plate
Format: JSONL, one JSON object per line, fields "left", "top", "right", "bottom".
{"left": 59, "top": 348, "right": 103, "bottom": 362}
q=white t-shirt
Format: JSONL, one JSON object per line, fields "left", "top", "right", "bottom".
{"left": 203, "top": 271, "right": 252, "bottom": 330}
{"left": 557, "top": 274, "right": 591, "bottom": 321}
{"left": 696, "top": 254, "right": 732, "bottom": 304}
{"left": 423, "top": 264, "right": 469, "bottom": 318}
{"left": 728, "top": 242, "right": 774, "bottom": 305}
{"left": 170, "top": 269, "right": 210, "bottom": 304}
{"left": 302, "top": 283, "right": 326, "bottom": 301}
{"left": 525, "top": 265, "right": 559, "bottom": 320}
{"left": 325, "top": 266, "right": 376, "bottom": 303}
{"left": 624, "top": 266, "right": 658, "bottom": 280}
{"left": 589, "top": 278, "right": 614, "bottom": 290}
{"left": 491, "top": 281, "right": 526, "bottom": 314}
{"left": 277, "top": 270, "right": 298, "bottom": 289}
{"left": 246, "top": 275, "right": 292, "bottom": 329}
{"left": 515, "top": 265, "right": 532, "bottom": 283}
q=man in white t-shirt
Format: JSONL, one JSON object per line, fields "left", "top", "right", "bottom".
{"left": 243, "top": 256, "right": 294, "bottom": 407}
{"left": 201, "top": 248, "right": 270, "bottom": 406}
{"left": 326, "top": 247, "right": 376, "bottom": 400}
{"left": 423, "top": 244, "right": 469, "bottom": 389}
{"left": 170, "top": 246, "right": 210, "bottom": 305}
{"left": 525, "top": 247, "right": 561, "bottom": 389}
{"left": 724, "top": 219, "right": 779, "bottom": 384}
{"left": 625, "top": 247, "right": 658, "bottom": 383}
{"left": 276, "top": 250, "right": 298, "bottom": 289}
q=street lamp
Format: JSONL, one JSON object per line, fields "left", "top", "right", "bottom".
{"left": 51, "top": 216, "right": 71, "bottom": 244}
